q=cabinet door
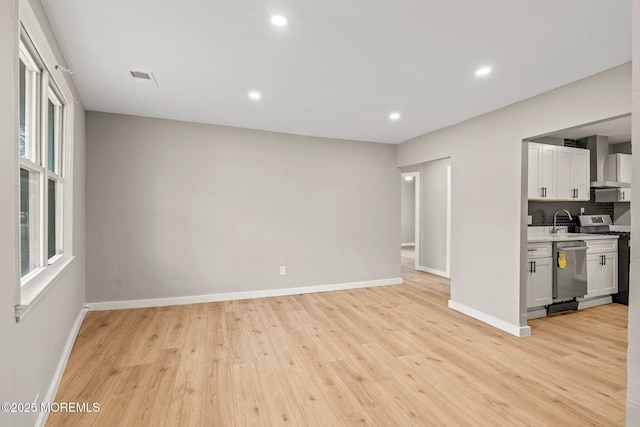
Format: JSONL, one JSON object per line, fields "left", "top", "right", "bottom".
{"left": 556, "top": 147, "right": 589, "bottom": 201}
{"left": 618, "top": 154, "right": 632, "bottom": 183}
{"left": 540, "top": 145, "right": 556, "bottom": 199}
{"left": 555, "top": 147, "right": 573, "bottom": 200}
{"left": 528, "top": 143, "right": 543, "bottom": 199}
{"left": 601, "top": 253, "right": 618, "bottom": 294}
{"left": 527, "top": 257, "right": 553, "bottom": 308}
{"left": 586, "top": 252, "right": 618, "bottom": 297}
{"left": 570, "top": 148, "right": 590, "bottom": 201}
{"left": 586, "top": 254, "right": 602, "bottom": 297}
{"left": 528, "top": 143, "right": 556, "bottom": 200}
{"left": 619, "top": 188, "right": 631, "bottom": 202}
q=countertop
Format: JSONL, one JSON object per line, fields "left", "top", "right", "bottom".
{"left": 527, "top": 233, "right": 619, "bottom": 243}
{"left": 527, "top": 226, "right": 619, "bottom": 243}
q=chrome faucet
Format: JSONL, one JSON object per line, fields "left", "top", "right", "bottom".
{"left": 551, "top": 209, "right": 573, "bottom": 234}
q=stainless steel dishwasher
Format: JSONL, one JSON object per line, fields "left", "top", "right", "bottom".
{"left": 552, "top": 241, "right": 588, "bottom": 301}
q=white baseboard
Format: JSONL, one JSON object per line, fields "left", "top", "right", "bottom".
{"left": 578, "top": 295, "right": 613, "bottom": 310}
{"left": 417, "top": 265, "right": 450, "bottom": 279}
{"left": 87, "top": 277, "right": 404, "bottom": 311}
{"left": 36, "top": 306, "right": 88, "bottom": 427}
{"left": 448, "top": 300, "right": 531, "bottom": 337}
{"left": 628, "top": 405, "right": 640, "bottom": 427}
{"left": 401, "top": 243, "right": 415, "bottom": 247}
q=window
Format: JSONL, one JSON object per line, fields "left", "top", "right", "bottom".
{"left": 19, "top": 37, "right": 67, "bottom": 278}
{"left": 16, "top": 8, "right": 75, "bottom": 320}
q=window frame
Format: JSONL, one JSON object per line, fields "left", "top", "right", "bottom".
{"left": 15, "top": 0, "right": 76, "bottom": 321}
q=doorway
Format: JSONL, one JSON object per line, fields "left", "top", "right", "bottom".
{"left": 400, "top": 158, "right": 451, "bottom": 278}
{"left": 401, "top": 172, "right": 420, "bottom": 270}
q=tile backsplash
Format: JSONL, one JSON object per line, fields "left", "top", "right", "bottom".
{"left": 528, "top": 189, "right": 614, "bottom": 232}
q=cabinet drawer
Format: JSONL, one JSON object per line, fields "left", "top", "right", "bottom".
{"left": 527, "top": 243, "right": 552, "bottom": 259}
{"left": 586, "top": 239, "right": 618, "bottom": 254}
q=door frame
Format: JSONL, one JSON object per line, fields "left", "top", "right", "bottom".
{"left": 401, "top": 171, "right": 420, "bottom": 270}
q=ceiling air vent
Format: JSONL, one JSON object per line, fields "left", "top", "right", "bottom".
{"left": 130, "top": 70, "right": 158, "bottom": 87}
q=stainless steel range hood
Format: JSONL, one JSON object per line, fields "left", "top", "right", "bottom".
{"left": 582, "top": 135, "right": 631, "bottom": 188}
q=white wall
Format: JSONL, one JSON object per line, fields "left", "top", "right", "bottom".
{"left": 86, "top": 112, "right": 400, "bottom": 304}
{"left": 397, "top": 63, "right": 631, "bottom": 336}
{"left": 418, "top": 158, "right": 450, "bottom": 276}
{"left": 627, "top": 0, "right": 640, "bottom": 423}
{"left": 400, "top": 178, "right": 415, "bottom": 244}
{"left": 0, "top": 1, "right": 86, "bottom": 426}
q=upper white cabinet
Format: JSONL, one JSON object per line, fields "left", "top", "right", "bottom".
{"left": 595, "top": 188, "right": 631, "bottom": 203}
{"left": 528, "top": 143, "right": 556, "bottom": 200}
{"left": 556, "top": 146, "right": 590, "bottom": 201}
{"left": 528, "top": 143, "right": 590, "bottom": 201}
{"left": 605, "top": 153, "right": 632, "bottom": 183}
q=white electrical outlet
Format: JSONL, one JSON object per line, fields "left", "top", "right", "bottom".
{"left": 280, "top": 266, "right": 286, "bottom": 276}
{"left": 580, "top": 207, "right": 585, "bottom": 214}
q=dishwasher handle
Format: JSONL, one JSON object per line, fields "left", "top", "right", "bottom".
{"left": 557, "top": 246, "right": 587, "bottom": 252}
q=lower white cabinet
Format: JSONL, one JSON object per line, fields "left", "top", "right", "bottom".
{"left": 586, "top": 253, "right": 618, "bottom": 298}
{"left": 527, "top": 243, "right": 553, "bottom": 308}
{"left": 585, "top": 240, "right": 618, "bottom": 298}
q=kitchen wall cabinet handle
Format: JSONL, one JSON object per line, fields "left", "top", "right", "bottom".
{"left": 533, "top": 261, "right": 536, "bottom": 273}
{"left": 621, "top": 190, "right": 625, "bottom": 200}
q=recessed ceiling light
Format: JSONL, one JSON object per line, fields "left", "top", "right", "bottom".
{"left": 404, "top": 176, "right": 414, "bottom": 181}
{"left": 389, "top": 112, "right": 401, "bottom": 121}
{"left": 248, "top": 91, "right": 261, "bottom": 100}
{"left": 475, "top": 67, "right": 492, "bottom": 77}
{"left": 271, "top": 15, "right": 287, "bottom": 26}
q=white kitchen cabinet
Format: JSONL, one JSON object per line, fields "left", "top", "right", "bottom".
{"left": 527, "top": 243, "right": 553, "bottom": 308}
{"left": 528, "top": 143, "right": 589, "bottom": 201}
{"left": 595, "top": 188, "right": 631, "bottom": 202}
{"left": 528, "top": 143, "right": 556, "bottom": 200}
{"left": 605, "top": 153, "right": 632, "bottom": 183}
{"left": 585, "top": 240, "right": 618, "bottom": 298}
{"left": 556, "top": 146, "right": 590, "bottom": 201}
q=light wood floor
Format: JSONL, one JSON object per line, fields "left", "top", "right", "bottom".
{"left": 48, "top": 248, "right": 628, "bottom": 426}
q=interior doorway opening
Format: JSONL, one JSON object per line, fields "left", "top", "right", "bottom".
{"left": 400, "top": 158, "right": 451, "bottom": 279}
{"left": 401, "top": 172, "right": 420, "bottom": 270}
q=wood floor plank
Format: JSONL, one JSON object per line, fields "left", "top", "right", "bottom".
{"left": 231, "top": 363, "right": 272, "bottom": 426}
{"left": 131, "top": 348, "right": 180, "bottom": 426}
{"left": 47, "top": 247, "right": 628, "bottom": 426}
{"left": 290, "top": 384, "right": 341, "bottom": 427}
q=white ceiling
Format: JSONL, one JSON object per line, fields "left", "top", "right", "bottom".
{"left": 40, "top": 0, "right": 632, "bottom": 144}
{"left": 544, "top": 116, "right": 632, "bottom": 144}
